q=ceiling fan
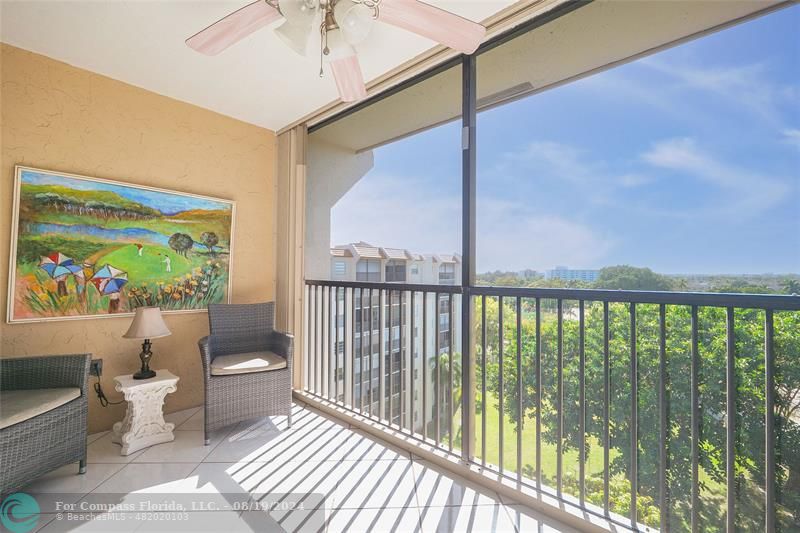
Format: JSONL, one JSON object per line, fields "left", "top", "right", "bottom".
{"left": 186, "top": 0, "right": 486, "bottom": 102}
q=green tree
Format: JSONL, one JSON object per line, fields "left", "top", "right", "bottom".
{"left": 711, "top": 280, "right": 775, "bottom": 294}
{"left": 594, "top": 265, "right": 675, "bottom": 291}
{"left": 780, "top": 278, "right": 800, "bottom": 295}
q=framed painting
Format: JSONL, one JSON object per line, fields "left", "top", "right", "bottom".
{"left": 7, "top": 166, "right": 235, "bottom": 323}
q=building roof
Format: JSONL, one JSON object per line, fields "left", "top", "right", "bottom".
{"left": 381, "top": 247, "right": 409, "bottom": 260}
{"left": 330, "top": 243, "right": 459, "bottom": 263}
{"left": 330, "top": 248, "right": 352, "bottom": 258}
{"left": 351, "top": 242, "right": 383, "bottom": 259}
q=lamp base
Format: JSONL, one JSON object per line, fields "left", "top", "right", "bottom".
{"left": 134, "top": 338, "right": 157, "bottom": 380}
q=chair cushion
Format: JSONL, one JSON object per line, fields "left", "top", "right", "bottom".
{"left": 210, "top": 351, "right": 287, "bottom": 376}
{"left": 0, "top": 387, "right": 81, "bottom": 430}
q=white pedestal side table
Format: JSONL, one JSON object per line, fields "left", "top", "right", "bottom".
{"left": 111, "top": 370, "right": 179, "bottom": 455}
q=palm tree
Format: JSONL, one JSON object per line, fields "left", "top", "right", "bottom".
{"left": 429, "top": 352, "right": 462, "bottom": 439}
{"left": 780, "top": 278, "right": 800, "bottom": 295}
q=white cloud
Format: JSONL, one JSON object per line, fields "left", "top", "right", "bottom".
{"left": 640, "top": 58, "right": 798, "bottom": 126}
{"left": 617, "top": 173, "right": 653, "bottom": 188}
{"left": 503, "top": 141, "right": 587, "bottom": 184}
{"left": 331, "top": 170, "right": 615, "bottom": 272}
{"left": 476, "top": 198, "right": 615, "bottom": 272}
{"left": 574, "top": 68, "right": 682, "bottom": 116}
{"left": 642, "top": 137, "right": 790, "bottom": 215}
{"left": 496, "top": 141, "right": 654, "bottom": 192}
{"left": 783, "top": 128, "right": 800, "bottom": 150}
{"left": 331, "top": 173, "right": 461, "bottom": 255}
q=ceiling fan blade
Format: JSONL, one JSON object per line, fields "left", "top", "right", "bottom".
{"left": 331, "top": 56, "right": 367, "bottom": 102}
{"left": 186, "top": 1, "right": 282, "bottom": 56}
{"left": 378, "top": 0, "right": 486, "bottom": 55}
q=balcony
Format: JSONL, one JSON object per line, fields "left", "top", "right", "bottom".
{"left": 302, "top": 279, "right": 800, "bottom": 532}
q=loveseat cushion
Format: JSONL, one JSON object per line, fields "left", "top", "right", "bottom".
{"left": 210, "top": 351, "right": 287, "bottom": 376}
{"left": 0, "top": 387, "right": 81, "bottom": 430}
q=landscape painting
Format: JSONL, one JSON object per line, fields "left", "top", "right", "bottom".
{"left": 7, "top": 166, "right": 235, "bottom": 322}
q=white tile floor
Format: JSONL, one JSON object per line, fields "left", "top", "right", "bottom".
{"left": 20, "top": 402, "right": 574, "bottom": 532}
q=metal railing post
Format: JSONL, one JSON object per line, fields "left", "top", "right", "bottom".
{"left": 460, "top": 52, "right": 477, "bottom": 462}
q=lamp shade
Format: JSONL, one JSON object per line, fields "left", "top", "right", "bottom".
{"left": 123, "top": 307, "right": 171, "bottom": 339}
{"left": 334, "top": 0, "right": 374, "bottom": 45}
{"left": 275, "top": 20, "right": 312, "bottom": 56}
{"left": 274, "top": 0, "right": 317, "bottom": 56}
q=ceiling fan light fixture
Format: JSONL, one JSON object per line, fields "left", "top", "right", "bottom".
{"left": 274, "top": 0, "right": 317, "bottom": 55}
{"left": 278, "top": 0, "right": 317, "bottom": 24}
{"left": 323, "top": 27, "right": 356, "bottom": 62}
{"left": 333, "top": 0, "right": 374, "bottom": 45}
{"left": 275, "top": 20, "right": 312, "bottom": 55}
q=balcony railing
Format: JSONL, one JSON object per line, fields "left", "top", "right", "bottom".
{"left": 303, "top": 279, "right": 800, "bottom": 532}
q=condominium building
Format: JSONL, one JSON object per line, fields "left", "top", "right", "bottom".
{"left": 329, "top": 242, "right": 461, "bottom": 433}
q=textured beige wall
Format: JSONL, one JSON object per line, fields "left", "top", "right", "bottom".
{"left": 0, "top": 44, "right": 277, "bottom": 433}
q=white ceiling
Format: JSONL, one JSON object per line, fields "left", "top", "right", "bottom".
{"left": 0, "top": 0, "right": 516, "bottom": 131}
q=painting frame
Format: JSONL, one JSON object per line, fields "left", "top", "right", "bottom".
{"left": 7, "top": 165, "right": 236, "bottom": 323}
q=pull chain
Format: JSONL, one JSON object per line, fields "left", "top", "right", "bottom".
{"left": 319, "top": 23, "right": 325, "bottom": 77}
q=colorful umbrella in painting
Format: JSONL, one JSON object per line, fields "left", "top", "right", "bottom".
{"left": 39, "top": 253, "right": 85, "bottom": 279}
{"left": 39, "top": 253, "right": 85, "bottom": 296}
{"left": 90, "top": 265, "right": 128, "bottom": 295}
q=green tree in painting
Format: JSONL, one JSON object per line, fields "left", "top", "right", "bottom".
{"left": 201, "top": 232, "right": 219, "bottom": 256}
{"left": 168, "top": 233, "right": 194, "bottom": 257}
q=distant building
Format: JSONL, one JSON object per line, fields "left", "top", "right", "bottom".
{"left": 330, "top": 241, "right": 461, "bottom": 286}
{"left": 545, "top": 265, "right": 600, "bottom": 283}
{"left": 329, "top": 242, "right": 461, "bottom": 432}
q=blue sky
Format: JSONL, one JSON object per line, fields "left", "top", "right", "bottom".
{"left": 22, "top": 170, "right": 230, "bottom": 215}
{"left": 332, "top": 6, "right": 799, "bottom": 274}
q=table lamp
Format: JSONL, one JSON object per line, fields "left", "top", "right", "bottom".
{"left": 123, "top": 307, "right": 171, "bottom": 379}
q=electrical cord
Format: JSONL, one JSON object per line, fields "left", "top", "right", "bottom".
{"left": 93, "top": 378, "right": 124, "bottom": 407}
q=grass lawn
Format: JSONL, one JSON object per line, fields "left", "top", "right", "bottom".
{"left": 469, "top": 390, "right": 617, "bottom": 486}
{"left": 465, "top": 390, "right": 732, "bottom": 529}
{"left": 96, "top": 242, "right": 209, "bottom": 283}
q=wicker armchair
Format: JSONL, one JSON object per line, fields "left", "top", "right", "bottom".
{"left": 0, "top": 354, "right": 91, "bottom": 496}
{"left": 198, "top": 302, "right": 293, "bottom": 444}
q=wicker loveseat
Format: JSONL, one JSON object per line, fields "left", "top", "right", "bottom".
{"left": 198, "top": 302, "right": 293, "bottom": 444}
{"left": 0, "top": 354, "right": 91, "bottom": 496}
